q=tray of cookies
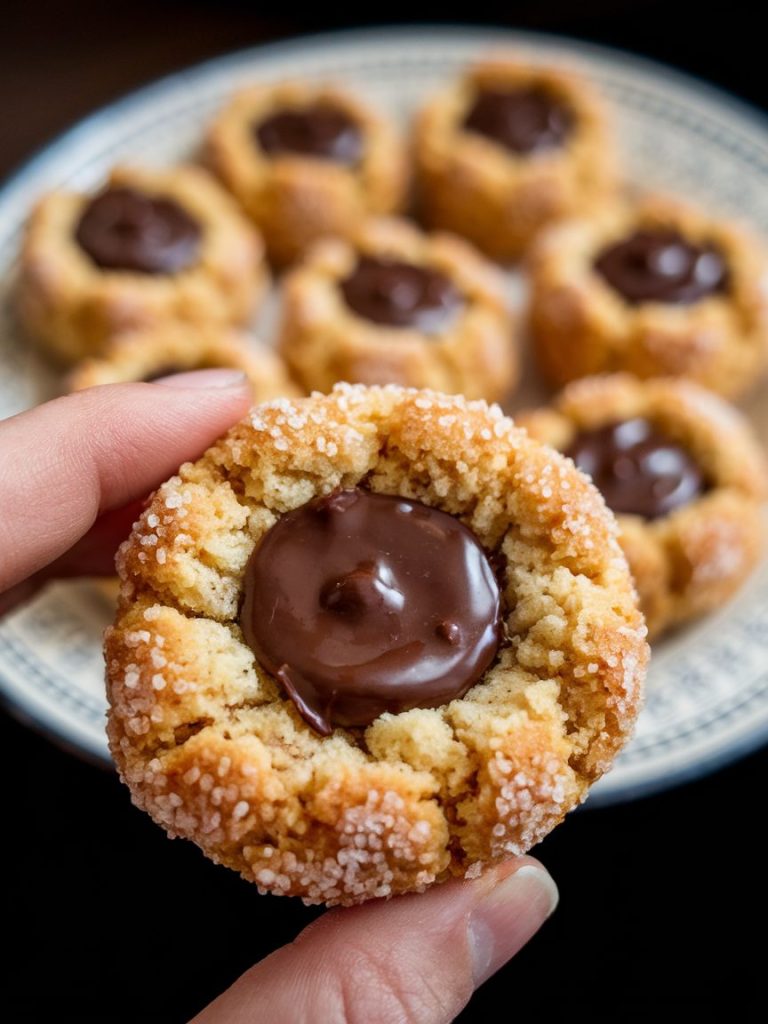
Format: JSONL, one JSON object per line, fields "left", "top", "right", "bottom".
{"left": 1, "top": 29, "right": 766, "bottom": 881}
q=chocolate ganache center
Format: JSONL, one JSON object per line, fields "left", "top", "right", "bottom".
{"left": 340, "top": 255, "right": 462, "bottom": 331}
{"left": 75, "top": 186, "right": 202, "bottom": 275}
{"left": 240, "top": 488, "right": 502, "bottom": 734}
{"left": 255, "top": 105, "right": 362, "bottom": 164}
{"left": 594, "top": 228, "right": 728, "bottom": 305}
{"left": 566, "top": 418, "right": 707, "bottom": 519}
{"left": 464, "top": 85, "right": 574, "bottom": 155}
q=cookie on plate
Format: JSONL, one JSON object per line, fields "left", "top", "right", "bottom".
{"left": 206, "top": 81, "right": 408, "bottom": 266}
{"left": 17, "top": 165, "right": 267, "bottom": 364}
{"left": 519, "top": 374, "right": 767, "bottom": 637}
{"left": 67, "top": 324, "right": 298, "bottom": 400}
{"left": 414, "top": 54, "right": 617, "bottom": 262}
{"left": 529, "top": 195, "right": 768, "bottom": 397}
{"left": 106, "top": 383, "right": 647, "bottom": 905}
{"left": 278, "top": 217, "right": 518, "bottom": 401}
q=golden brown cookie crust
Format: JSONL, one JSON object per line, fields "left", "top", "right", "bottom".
{"left": 519, "top": 374, "right": 767, "bottom": 637}
{"left": 206, "top": 81, "right": 408, "bottom": 267}
{"left": 17, "top": 165, "right": 267, "bottom": 364}
{"left": 414, "top": 54, "right": 617, "bottom": 262}
{"left": 529, "top": 195, "right": 768, "bottom": 398}
{"left": 106, "top": 384, "right": 647, "bottom": 905}
{"left": 278, "top": 217, "right": 519, "bottom": 401}
{"left": 66, "top": 324, "right": 298, "bottom": 401}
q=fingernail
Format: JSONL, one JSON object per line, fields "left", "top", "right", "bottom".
{"left": 153, "top": 369, "right": 249, "bottom": 389}
{"left": 468, "top": 863, "right": 559, "bottom": 986}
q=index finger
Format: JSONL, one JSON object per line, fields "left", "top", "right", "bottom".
{"left": 0, "top": 371, "right": 251, "bottom": 593}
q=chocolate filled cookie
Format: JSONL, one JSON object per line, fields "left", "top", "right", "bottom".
{"left": 529, "top": 196, "right": 768, "bottom": 397}
{"left": 17, "top": 166, "right": 267, "bottom": 363}
{"left": 519, "top": 374, "right": 767, "bottom": 637}
{"left": 278, "top": 217, "right": 518, "bottom": 400}
{"left": 67, "top": 324, "right": 298, "bottom": 400}
{"left": 205, "top": 81, "right": 408, "bottom": 266}
{"left": 414, "top": 55, "right": 617, "bottom": 262}
{"left": 106, "top": 384, "right": 647, "bottom": 905}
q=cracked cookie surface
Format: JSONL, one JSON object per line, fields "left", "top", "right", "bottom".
{"left": 106, "top": 384, "right": 647, "bottom": 905}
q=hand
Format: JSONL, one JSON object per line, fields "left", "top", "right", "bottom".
{"left": 0, "top": 370, "right": 559, "bottom": 1023}
{"left": 0, "top": 369, "right": 252, "bottom": 612}
{"left": 192, "top": 858, "right": 557, "bottom": 1023}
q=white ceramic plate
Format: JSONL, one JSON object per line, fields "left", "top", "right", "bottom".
{"left": 2, "top": 27, "right": 767, "bottom": 804}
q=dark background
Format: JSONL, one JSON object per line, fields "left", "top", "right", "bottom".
{"left": 3, "top": 3, "right": 766, "bottom": 1020}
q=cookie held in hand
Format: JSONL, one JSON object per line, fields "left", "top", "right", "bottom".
{"left": 106, "top": 384, "right": 647, "bottom": 905}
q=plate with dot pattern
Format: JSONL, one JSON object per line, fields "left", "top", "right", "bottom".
{"left": 1, "top": 27, "right": 767, "bottom": 803}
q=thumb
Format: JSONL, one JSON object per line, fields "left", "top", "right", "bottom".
{"left": 192, "top": 857, "right": 557, "bottom": 1024}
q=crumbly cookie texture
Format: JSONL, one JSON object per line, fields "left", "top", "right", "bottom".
{"left": 206, "top": 81, "right": 408, "bottom": 267}
{"left": 17, "top": 165, "right": 267, "bottom": 364}
{"left": 529, "top": 195, "right": 768, "bottom": 398}
{"left": 414, "top": 54, "right": 617, "bottom": 262}
{"left": 67, "top": 324, "right": 299, "bottom": 400}
{"left": 106, "top": 384, "right": 647, "bottom": 905}
{"left": 278, "top": 217, "right": 519, "bottom": 401}
{"left": 519, "top": 374, "right": 767, "bottom": 638}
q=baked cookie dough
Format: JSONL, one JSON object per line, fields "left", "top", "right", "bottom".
{"left": 278, "top": 217, "right": 518, "bottom": 401}
{"left": 17, "top": 165, "right": 267, "bottom": 363}
{"left": 67, "top": 324, "right": 298, "bottom": 400}
{"left": 519, "top": 374, "right": 767, "bottom": 637}
{"left": 414, "top": 54, "right": 617, "bottom": 262}
{"left": 529, "top": 195, "right": 768, "bottom": 397}
{"left": 106, "top": 384, "right": 647, "bottom": 905}
{"left": 206, "top": 81, "right": 408, "bottom": 266}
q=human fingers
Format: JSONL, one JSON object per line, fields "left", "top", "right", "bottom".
{"left": 0, "top": 499, "right": 144, "bottom": 616}
{"left": 0, "top": 370, "right": 251, "bottom": 594}
{"left": 192, "top": 857, "right": 558, "bottom": 1024}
